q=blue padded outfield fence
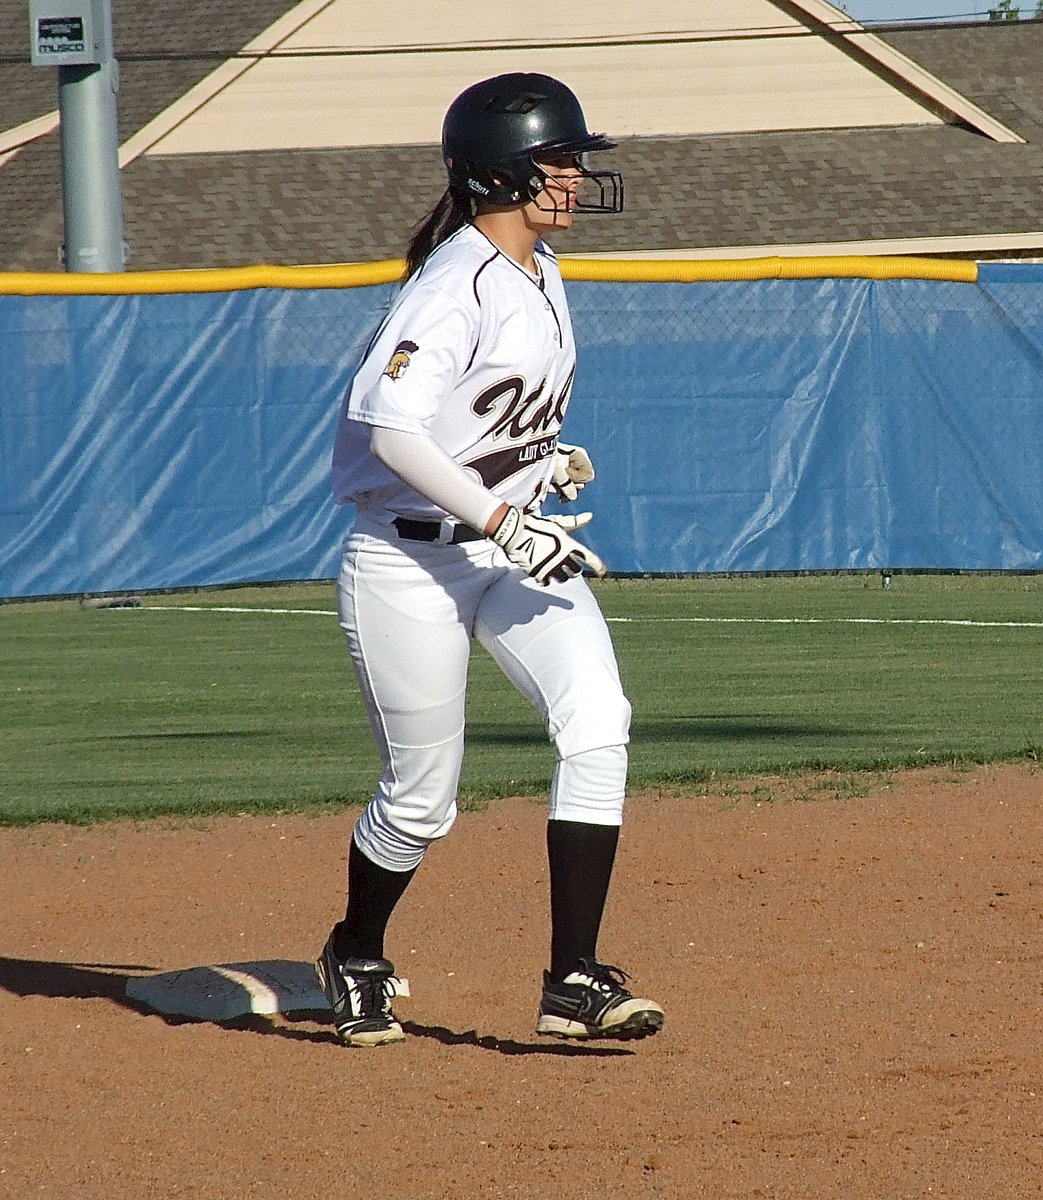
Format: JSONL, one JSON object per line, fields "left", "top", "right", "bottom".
{"left": 0, "top": 258, "right": 1040, "bottom": 598}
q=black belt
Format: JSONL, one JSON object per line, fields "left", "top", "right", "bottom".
{"left": 392, "top": 517, "right": 485, "bottom": 545}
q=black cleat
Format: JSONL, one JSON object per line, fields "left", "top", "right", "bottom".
{"left": 536, "top": 957, "right": 664, "bottom": 1040}
{"left": 315, "top": 935, "right": 405, "bottom": 1046}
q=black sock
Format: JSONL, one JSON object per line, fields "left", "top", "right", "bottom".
{"left": 332, "top": 838, "right": 417, "bottom": 962}
{"left": 546, "top": 819, "right": 620, "bottom": 982}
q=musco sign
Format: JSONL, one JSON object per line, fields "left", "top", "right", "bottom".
{"left": 29, "top": 1, "right": 111, "bottom": 66}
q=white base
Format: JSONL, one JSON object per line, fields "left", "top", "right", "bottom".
{"left": 125, "top": 959, "right": 408, "bottom": 1022}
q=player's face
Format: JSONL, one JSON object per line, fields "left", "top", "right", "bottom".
{"left": 525, "top": 154, "right": 585, "bottom": 232}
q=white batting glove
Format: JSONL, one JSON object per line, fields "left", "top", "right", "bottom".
{"left": 489, "top": 506, "right": 607, "bottom": 585}
{"left": 550, "top": 443, "right": 595, "bottom": 502}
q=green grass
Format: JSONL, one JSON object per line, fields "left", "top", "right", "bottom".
{"left": 1, "top": 575, "right": 1040, "bottom": 824}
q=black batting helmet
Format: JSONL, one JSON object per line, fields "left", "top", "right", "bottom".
{"left": 441, "top": 73, "right": 623, "bottom": 212}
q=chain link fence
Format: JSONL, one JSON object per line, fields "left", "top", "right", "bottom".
{"left": 1, "top": 263, "right": 1040, "bottom": 597}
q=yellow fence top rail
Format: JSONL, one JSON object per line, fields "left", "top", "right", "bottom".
{"left": 0, "top": 261, "right": 406, "bottom": 295}
{"left": 561, "top": 255, "right": 978, "bottom": 283}
{"left": 0, "top": 255, "right": 977, "bottom": 295}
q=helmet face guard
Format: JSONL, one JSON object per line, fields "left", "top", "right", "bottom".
{"left": 442, "top": 74, "right": 624, "bottom": 214}
{"left": 527, "top": 155, "right": 624, "bottom": 215}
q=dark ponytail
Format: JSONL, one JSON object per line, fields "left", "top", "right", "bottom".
{"left": 405, "top": 187, "right": 472, "bottom": 279}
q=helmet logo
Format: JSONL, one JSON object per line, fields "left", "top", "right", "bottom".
{"left": 382, "top": 340, "right": 418, "bottom": 381}
{"left": 503, "top": 95, "right": 540, "bottom": 114}
{"left": 467, "top": 177, "right": 490, "bottom": 196}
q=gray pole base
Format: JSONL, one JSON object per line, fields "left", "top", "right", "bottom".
{"left": 58, "top": 60, "right": 125, "bottom": 272}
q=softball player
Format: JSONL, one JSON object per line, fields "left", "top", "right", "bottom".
{"left": 316, "top": 73, "right": 664, "bottom": 1046}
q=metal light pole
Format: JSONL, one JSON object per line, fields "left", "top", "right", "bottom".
{"left": 29, "top": 0, "right": 125, "bottom": 272}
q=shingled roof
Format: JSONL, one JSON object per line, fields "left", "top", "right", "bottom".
{"left": 1, "top": 5, "right": 1041, "bottom": 271}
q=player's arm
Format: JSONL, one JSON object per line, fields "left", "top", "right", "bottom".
{"left": 370, "top": 427, "right": 605, "bottom": 585}
{"left": 369, "top": 425, "right": 502, "bottom": 533}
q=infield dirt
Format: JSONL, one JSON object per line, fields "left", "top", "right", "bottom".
{"left": 2, "top": 762, "right": 1040, "bottom": 1199}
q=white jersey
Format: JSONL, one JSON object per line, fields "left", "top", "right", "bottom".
{"left": 332, "top": 223, "right": 576, "bottom": 521}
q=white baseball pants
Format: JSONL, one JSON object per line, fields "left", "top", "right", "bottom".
{"left": 338, "top": 514, "right": 632, "bottom": 872}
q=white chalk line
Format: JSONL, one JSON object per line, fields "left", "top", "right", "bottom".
{"left": 147, "top": 605, "right": 336, "bottom": 615}
{"left": 144, "top": 605, "right": 1043, "bottom": 629}
{"left": 609, "top": 617, "right": 1043, "bottom": 628}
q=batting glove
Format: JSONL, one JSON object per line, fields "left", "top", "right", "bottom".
{"left": 490, "top": 506, "right": 607, "bottom": 585}
{"left": 550, "top": 443, "right": 595, "bottom": 502}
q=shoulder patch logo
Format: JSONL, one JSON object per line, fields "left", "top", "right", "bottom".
{"left": 382, "top": 340, "right": 419, "bottom": 381}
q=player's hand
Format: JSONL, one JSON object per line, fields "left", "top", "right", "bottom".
{"left": 489, "top": 506, "right": 607, "bottom": 585}
{"left": 550, "top": 443, "right": 595, "bottom": 502}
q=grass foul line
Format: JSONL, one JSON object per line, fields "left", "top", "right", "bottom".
{"left": 146, "top": 605, "right": 337, "bottom": 615}
{"left": 143, "top": 606, "right": 1042, "bottom": 629}
{"left": 608, "top": 617, "right": 1043, "bottom": 628}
